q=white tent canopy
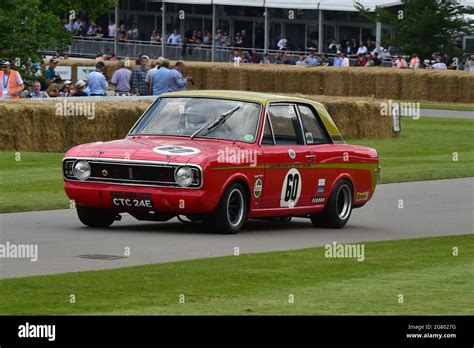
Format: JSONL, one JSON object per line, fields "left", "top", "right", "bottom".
{"left": 161, "top": 0, "right": 402, "bottom": 11}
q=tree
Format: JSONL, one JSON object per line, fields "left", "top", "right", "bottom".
{"left": 0, "top": 0, "right": 115, "bottom": 79}
{"left": 355, "top": 0, "right": 474, "bottom": 59}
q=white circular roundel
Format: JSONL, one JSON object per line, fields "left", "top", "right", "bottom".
{"left": 153, "top": 145, "right": 200, "bottom": 156}
{"left": 280, "top": 168, "right": 302, "bottom": 208}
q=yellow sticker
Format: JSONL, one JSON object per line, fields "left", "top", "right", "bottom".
{"left": 356, "top": 192, "right": 369, "bottom": 201}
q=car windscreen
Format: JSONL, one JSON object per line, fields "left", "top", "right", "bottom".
{"left": 130, "top": 97, "right": 262, "bottom": 143}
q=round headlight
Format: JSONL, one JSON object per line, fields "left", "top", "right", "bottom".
{"left": 175, "top": 166, "right": 194, "bottom": 187}
{"left": 73, "top": 160, "right": 91, "bottom": 181}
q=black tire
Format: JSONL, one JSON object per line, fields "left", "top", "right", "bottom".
{"left": 206, "top": 182, "right": 247, "bottom": 234}
{"left": 310, "top": 179, "right": 353, "bottom": 229}
{"left": 76, "top": 205, "right": 116, "bottom": 228}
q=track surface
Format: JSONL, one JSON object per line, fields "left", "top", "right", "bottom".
{"left": 0, "top": 178, "right": 472, "bottom": 279}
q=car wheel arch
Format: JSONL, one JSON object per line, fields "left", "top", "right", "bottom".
{"left": 220, "top": 175, "right": 251, "bottom": 212}
{"left": 329, "top": 173, "right": 354, "bottom": 198}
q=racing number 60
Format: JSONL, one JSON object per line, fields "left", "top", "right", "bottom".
{"left": 284, "top": 173, "right": 299, "bottom": 202}
{"left": 280, "top": 168, "right": 302, "bottom": 207}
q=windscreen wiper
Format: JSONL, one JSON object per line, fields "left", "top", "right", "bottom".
{"left": 190, "top": 106, "right": 240, "bottom": 139}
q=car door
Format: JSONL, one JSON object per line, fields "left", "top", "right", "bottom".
{"left": 296, "top": 103, "right": 337, "bottom": 205}
{"left": 259, "top": 103, "right": 315, "bottom": 209}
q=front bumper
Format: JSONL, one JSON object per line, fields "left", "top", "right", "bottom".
{"left": 64, "top": 181, "right": 215, "bottom": 214}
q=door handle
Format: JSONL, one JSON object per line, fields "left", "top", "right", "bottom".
{"left": 305, "top": 154, "right": 316, "bottom": 160}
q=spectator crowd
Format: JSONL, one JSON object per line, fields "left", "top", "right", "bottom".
{"left": 64, "top": 16, "right": 473, "bottom": 71}
{"left": 0, "top": 54, "right": 195, "bottom": 100}
{"left": 1, "top": 34, "right": 472, "bottom": 101}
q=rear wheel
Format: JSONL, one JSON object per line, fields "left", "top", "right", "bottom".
{"left": 310, "top": 179, "right": 353, "bottom": 229}
{"left": 76, "top": 205, "right": 117, "bottom": 228}
{"left": 206, "top": 182, "right": 247, "bottom": 234}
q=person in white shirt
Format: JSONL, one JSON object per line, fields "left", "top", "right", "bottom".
{"left": 233, "top": 55, "right": 242, "bottom": 65}
{"left": 342, "top": 53, "right": 350, "bottom": 67}
{"left": 432, "top": 59, "right": 447, "bottom": 70}
{"left": 464, "top": 55, "right": 474, "bottom": 72}
{"left": 357, "top": 42, "right": 368, "bottom": 56}
{"left": 296, "top": 56, "right": 306, "bottom": 66}
{"left": 167, "top": 29, "right": 182, "bottom": 45}
{"left": 277, "top": 37, "right": 288, "bottom": 51}
{"left": 108, "top": 21, "right": 116, "bottom": 38}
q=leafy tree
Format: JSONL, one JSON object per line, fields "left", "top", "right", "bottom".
{"left": 0, "top": 0, "right": 115, "bottom": 79}
{"left": 355, "top": 0, "right": 474, "bottom": 59}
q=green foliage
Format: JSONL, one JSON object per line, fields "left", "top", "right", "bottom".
{"left": 355, "top": 0, "right": 474, "bottom": 59}
{"left": 0, "top": 0, "right": 115, "bottom": 79}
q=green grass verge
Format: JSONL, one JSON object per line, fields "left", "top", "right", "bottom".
{"left": 420, "top": 102, "right": 474, "bottom": 112}
{"left": 0, "top": 235, "right": 472, "bottom": 315}
{"left": 0, "top": 152, "right": 66, "bottom": 212}
{"left": 0, "top": 117, "right": 473, "bottom": 213}
{"left": 350, "top": 117, "right": 473, "bottom": 184}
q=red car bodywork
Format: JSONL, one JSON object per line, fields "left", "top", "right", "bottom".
{"left": 63, "top": 91, "right": 380, "bottom": 228}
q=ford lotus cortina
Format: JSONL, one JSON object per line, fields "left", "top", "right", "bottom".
{"left": 63, "top": 91, "right": 380, "bottom": 233}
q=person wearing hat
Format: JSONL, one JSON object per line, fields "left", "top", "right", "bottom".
{"left": 145, "top": 56, "right": 165, "bottom": 94}
{"left": 44, "top": 58, "right": 61, "bottom": 84}
{"left": 150, "top": 58, "right": 171, "bottom": 96}
{"left": 72, "top": 80, "right": 88, "bottom": 97}
{"left": 333, "top": 51, "right": 343, "bottom": 67}
{"left": 87, "top": 61, "right": 108, "bottom": 96}
{"left": 58, "top": 80, "right": 72, "bottom": 97}
{"left": 0, "top": 61, "right": 24, "bottom": 100}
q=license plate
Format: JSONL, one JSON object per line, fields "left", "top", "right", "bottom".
{"left": 112, "top": 197, "right": 153, "bottom": 208}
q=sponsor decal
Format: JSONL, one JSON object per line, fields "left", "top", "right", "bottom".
{"left": 357, "top": 191, "right": 369, "bottom": 201}
{"left": 244, "top": 134, "right": 255, "bottom": 142}
{"left": 311, "top": 197, "right": 325, "bottom": 204}
{"left": 317, "top": 178, "right": 326, "bottom": 193}
{"left": 280, "top": 168, "right": 301, "bottom": 208}
{"left": 153, "top": 145, "right": 200, "bottom": 156}
{"left": 288, "top": 149, "right": 296, "bottom": 159}
{"left": 254, "top": 179, "right": 263, "bottom": 198}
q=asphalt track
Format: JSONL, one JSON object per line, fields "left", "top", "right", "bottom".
{"left": 419, "top": 109, "right": 473, "bottom": 119}
{"left": 0, "top": 178, "right": 472, "bottom": 279}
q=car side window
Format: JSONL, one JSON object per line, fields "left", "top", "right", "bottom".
{"left": 267, "top": 104, "right": 305, "bottom": 145}
{"left": 298, "top": 104, "right": 331, "bottom": 144}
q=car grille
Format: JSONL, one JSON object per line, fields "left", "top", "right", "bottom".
{"left": 63, "top": 159, "right": 201, "bottom": 188}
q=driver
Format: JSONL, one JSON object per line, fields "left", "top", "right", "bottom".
{"left": 183, "top": 105, "right": 207, "bottom": 131}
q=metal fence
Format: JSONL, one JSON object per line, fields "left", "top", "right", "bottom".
{"left": 51, "top": 37, "right": 393, "bottom": 67}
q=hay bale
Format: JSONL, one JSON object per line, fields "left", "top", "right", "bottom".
{"left": 53, "top": 59, "right": 474, "bottom": 103}
{"left": 0, "top": 94, "right": 394, "bottom": 152}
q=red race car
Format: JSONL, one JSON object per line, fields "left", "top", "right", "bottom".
{"left": 63, "top": 91, "right": 380, "bottom": 233}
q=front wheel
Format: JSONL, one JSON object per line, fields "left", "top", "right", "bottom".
{"left": 206, "top": 182, "right": 247, "bottom": 234}
{"left": 76, "top": 205, "right": 117, "bottom": 228}
{"left": 310, "top": 179, "right": 353, "bottom": 229}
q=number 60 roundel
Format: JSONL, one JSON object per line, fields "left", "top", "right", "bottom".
{"left": 280, "top": 168, "right": 302, "bottom": 207}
